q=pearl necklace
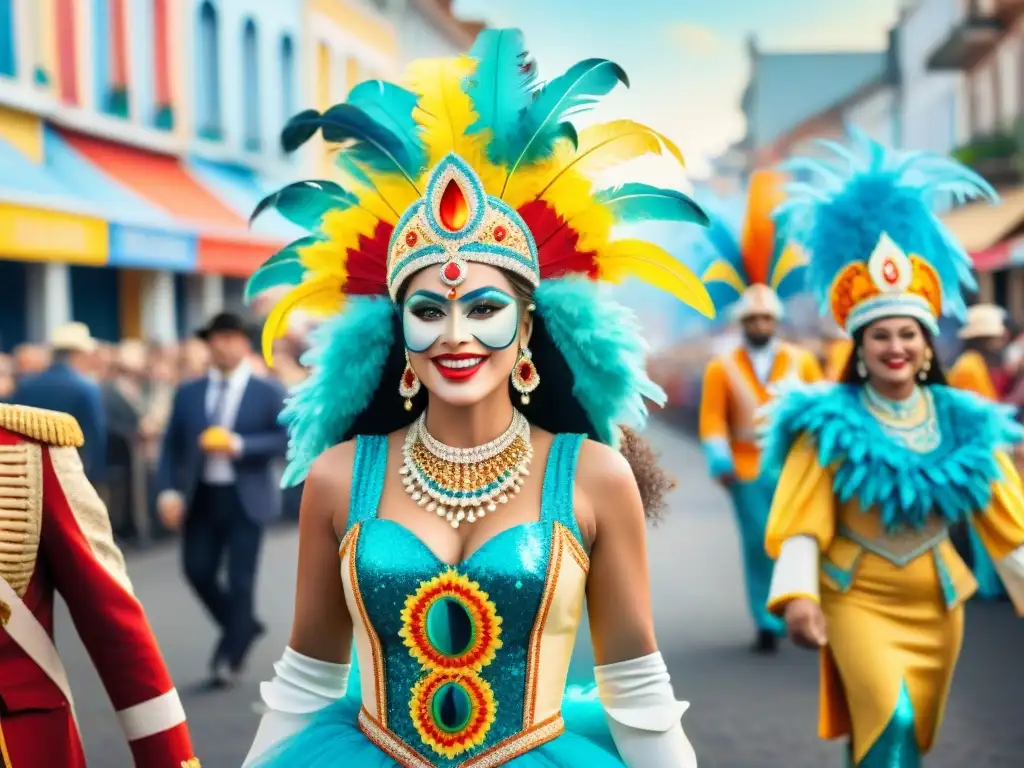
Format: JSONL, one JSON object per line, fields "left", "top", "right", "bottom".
{"left": 400, "top": 411, "right": 533, "bottom": 529}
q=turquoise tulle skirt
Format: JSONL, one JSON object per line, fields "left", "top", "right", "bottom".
{"left": 255, "top": 658, "right": 623, "bottom": 767}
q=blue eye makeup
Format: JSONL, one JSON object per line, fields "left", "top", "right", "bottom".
{"left": 402, "top": 287, "right": 520, "bottom": 353}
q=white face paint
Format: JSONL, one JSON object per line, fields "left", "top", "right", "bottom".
{"left": 402, "top": 286, "right": 520, "bottom": 353}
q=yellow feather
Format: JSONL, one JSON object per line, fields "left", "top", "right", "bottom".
{"left": 599, "top": 239, "right": 715, "bottom": 318}
{"left": 262, "top": 275, "right": 345, "bottom": 366}
{"left": 298, "top": 240, "right": 348, "bottom": 280}
{"left": 534, "top": 120, "right": 684, "bottom": 202}
{"left": 701, "top": 259, "right": 749, "bottom": 295}
{"left": 404, "top": 55, "right": 506, "bottom": 195}
{"left": 769, "top": 242, "right": 808, "bottom": 291}
{"left": 307, "top": 206, "right": 381, "bottom": 275}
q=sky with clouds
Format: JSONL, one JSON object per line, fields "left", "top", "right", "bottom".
{"left": 453, "top": 0, "right": 902, "bottom": 179}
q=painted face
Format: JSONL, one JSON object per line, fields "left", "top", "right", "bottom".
{"left": 401, "top": 263, "right": 529, "bottom": 407}
{"left": 403, "top": 287, "right": 520, "bottom": 353}
{"left": 861, "top": 316, "right": 929, "bottom": 387}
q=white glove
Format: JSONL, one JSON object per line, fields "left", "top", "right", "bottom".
{"left": 596, "top": 651, "right": 697, "bottom": 768}
{"left": 242, "top": 647, "right": 350, "bottom": 767}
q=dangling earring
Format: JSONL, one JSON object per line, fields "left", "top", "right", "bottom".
{"left": 399, "top": 353, "right": 421, "bottom": 411}
{"left": 918, "top": 348, "right": 933, "bottom": 382}
{"left": 856, "top": 349, "right": 868, "bottom": 379}
{"left": 511, "top": 347, "right": 539, "bottom": 405}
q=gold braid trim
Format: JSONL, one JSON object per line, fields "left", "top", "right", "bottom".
{"left": 0, "top": 443, "right": 43, "bottom": 598}
{"left": 181, "top": 759, "right": 202, "bottom": 768}
{"left": 0, "top": 405, "right": 84, "bottom": 448}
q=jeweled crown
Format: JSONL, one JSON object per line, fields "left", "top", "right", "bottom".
{"left": 829, "top": 232, "right": 943, "bottom": 335}
{"left": 387, "top": 154, "right": 539, "bottom": 300}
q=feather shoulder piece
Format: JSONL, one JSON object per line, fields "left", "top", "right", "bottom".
{"left": 760, "top": 383, "right": 1023, "bottom": 531}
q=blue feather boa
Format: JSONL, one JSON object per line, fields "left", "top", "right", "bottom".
{"left": 534, "top": 277, "right": 665, "bottom": 446}
{"left": 760, "top": 383, "right": 1024, "bottom": 530}
{"left": 280, "top": 297, "right": 396, "bottom": 487}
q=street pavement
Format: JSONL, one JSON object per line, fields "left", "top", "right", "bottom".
{"left": 58, "top": 424, "right": 1024, "bottom": 767}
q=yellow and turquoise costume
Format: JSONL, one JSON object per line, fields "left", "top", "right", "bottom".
{"left": 243, "top": 27, "right": 713, "bottom": 768}
{"left": 761, "top": 132, "right": 1024, "bottom": 766}
{"left": 697, "top": 170, "right": 822, "bottom": 639}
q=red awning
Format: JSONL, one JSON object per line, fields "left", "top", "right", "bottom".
{"left": 58, "top": 130, "right": 278, "bottom": 275}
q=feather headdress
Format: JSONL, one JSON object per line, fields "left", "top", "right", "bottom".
{"left": 699, "top": 170, "right": 806, "bottom": 320}
{"left": 249, "top": 28, "right": 714, "bottom": 363}
{"left": 246, "top": 29, "right": 715, "bottom": 485}
{"left": 774, "top": 128, "right": 997, "bottom": 335}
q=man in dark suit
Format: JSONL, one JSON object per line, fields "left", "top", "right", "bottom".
{"left": 156, "top": 312, "right": 288, "bottom": 687}
{"left": 10, "top": 322, "right": 107, "bottom": 483}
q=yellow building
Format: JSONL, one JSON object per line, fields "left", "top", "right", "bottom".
{"left": 303, "top": 0, "right": 399, "bottom": 176}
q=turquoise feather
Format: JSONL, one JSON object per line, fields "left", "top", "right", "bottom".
{"left": 244, "top": 235, "right": 320, "bottom": 303}
{"left": 345, "top": 80, "right": 426, "bottom": 172}
{"left": 508, "top": 58, "right": 628, "bottom": 171}
{"left": 251, "top": 181, "right": 358, "bottom": 230}
{"left": 759, "top": 383, "right": 1024, "bottom": 530}
{"left": 279, "top": 297, "right": 397, "bottom": 487}
{"left": 244, "top": 261, "right": 305, "bottom": 302}
{"left": 595, "top": 183, "right": 708, "bottom": 226}
{"left": 282, "top": 103, "right": 424, "bottom": 182}
{"left": 773, "top": 127, "right": 997, "bottom": 321}
{"left": 534, "top": 277, "right": 664, "bottom": 446}
{"left": 465, "top": 28, "right": 538, "bottom": 164}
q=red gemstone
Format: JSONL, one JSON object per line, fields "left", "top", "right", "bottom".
{"left": 447, "top": 289, "right": 458, "bottom": 300}
{"left": 438, "top": 179, "right": 469, "bottom": 231}
{"left": 403, "top": 369, "right": 416, "bottom": 387}
{"left": 443, "top": 261, "right": 462, "bottom": 282}
{"left": 518, "top": 362, "right": 533, "bottom": 381}
{"left": 882, "top": 258, "right": 899, "bottom": 285}
{"left": 405, "top": 231, "right": 418, "bottom": 247}
{"left": 493, "top": 225, "right": 507, "bottom": 242}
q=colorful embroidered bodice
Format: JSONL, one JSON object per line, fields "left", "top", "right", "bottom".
{"left": 339, "top": 433, "right": 591, "bottom": 768}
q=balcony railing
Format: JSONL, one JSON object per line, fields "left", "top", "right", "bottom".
{"left": 951, "top": 121, "right": 1024, "bottom": 186}
{"left": 926, "top": 0, "right": 1005, "bottom": 71}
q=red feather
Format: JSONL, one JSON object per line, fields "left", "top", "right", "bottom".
{"left": 343, "top": 220, "right": 392, "bottom": 295}
{"left": 518, "top": 200, "right": 599, "bottom": 280}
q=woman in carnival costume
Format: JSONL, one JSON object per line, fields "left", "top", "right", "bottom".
{"left": 760, "top": 131, "right": 1024, "bottom": 766}
{"left": 697, "top": 169, "right": 823, "bottom": 653}
{"left": 242, "top": 28, "right": 712, "bottom": 768}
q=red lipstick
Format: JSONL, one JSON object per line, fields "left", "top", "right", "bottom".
{"left": 431, "top": 353, "right": 488, "bottom": 382}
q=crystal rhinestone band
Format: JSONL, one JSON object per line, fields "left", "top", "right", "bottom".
{"left": 400, "top": 410, "right": 533, "bottom": 528}
{"left": 417, "top": 411, "right": 527, "bottom": 464}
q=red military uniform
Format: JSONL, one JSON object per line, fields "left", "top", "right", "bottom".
{"left": 0, "top": 404, "right": 200, "bottom": 767}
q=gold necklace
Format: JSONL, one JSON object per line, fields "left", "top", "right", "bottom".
{"left": 400, "top": 411, "right": 534, "bottom": 529}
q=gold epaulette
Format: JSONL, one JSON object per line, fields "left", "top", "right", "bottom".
{"left": 0, "top": 404, "right": 85, "bottom": 448}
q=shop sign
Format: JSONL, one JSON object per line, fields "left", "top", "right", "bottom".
{"left": 0, "top": 203, "right": 107, "bottom": 264}
{"left": 108, "top": 223, "right": 197, "bottom": 271}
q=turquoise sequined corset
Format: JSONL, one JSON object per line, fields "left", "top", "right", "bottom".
{"left": 339, "top": 433, "right": 590, "bottom": 767}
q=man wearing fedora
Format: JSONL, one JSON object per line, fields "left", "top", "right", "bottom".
{"left": 10, "top": 322, "right": 106, "bottom": 484}
{"left": 156, "top": 312, "right": 288, "bottom": 687}
{"left": 949, "top": 303, "right": 1013, "bottom": 601}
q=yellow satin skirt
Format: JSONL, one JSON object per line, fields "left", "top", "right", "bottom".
{"left": 818, "top": 551, "right": 965, "bottom": 763}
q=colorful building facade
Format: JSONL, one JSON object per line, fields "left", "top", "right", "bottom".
{"left": 0, "top": 0, "right": 308, "bottom": 347}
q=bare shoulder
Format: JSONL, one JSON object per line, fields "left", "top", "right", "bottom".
{"left": 574, "top": 438, "right": 641, "bottom": 529}
{"left": 305, "top": 440, "right": 358, "bottom": 532}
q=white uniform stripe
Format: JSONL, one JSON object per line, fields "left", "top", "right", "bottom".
{"left": 116, "top": 688, "right": 186, "bottom": 741}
